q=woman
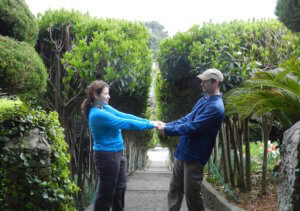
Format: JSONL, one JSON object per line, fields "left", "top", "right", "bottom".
{"left": 81, "top": 80, "right": 158, "bottom": 211}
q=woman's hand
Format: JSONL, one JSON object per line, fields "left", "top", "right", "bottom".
{"left": 153, "top": 121, "right": 166, "bottom": 133}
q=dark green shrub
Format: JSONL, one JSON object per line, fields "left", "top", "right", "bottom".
{"left": 0, "top": 35, "right": 47, "bottom": 96}
{"left": 275, "top": 0, "right": 300, "bottom": 32}
{"left": 0, "top": 0, "right": 38, "bottom": 45}
{"left": 0, "top": 99, "right": 78, "bottom": 210}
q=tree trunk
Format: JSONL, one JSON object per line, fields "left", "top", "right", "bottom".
{"left": 244, "top": 117, "right": 251, "bottom": 191}
{"left": 220, "top": 124, "right": 229, "bottom": 183}
{"left": 235, "top": 118, "right": 245, "bottom": 191}
{"left": 214, "top": 133, "right": 219, "bottom": 163}
{"left": 76, "top": 120, "right": 86, "bottom": 209}
{"left": 225, "top": 118, "right": 235, "bottom": 187}
{"left": 261, "top": 115, "right": 273, "bottom": 194}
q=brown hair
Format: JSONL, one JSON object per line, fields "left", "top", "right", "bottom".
{"left": 81, "top": 80, "right": 109, "bottom": 118}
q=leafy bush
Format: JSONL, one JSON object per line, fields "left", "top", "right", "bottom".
{"left": 0, "top": 35, "right": 48, "bottom": 96}
{"left": 0, "top": 99, "right": 78, "bottom": 210}
{"left": 0, "top": 0, "right": 38, "bottom": 45}
{"left": 275, "top": 0, "right": 300, "bottom": 32}
{"left": 63, "top": 17, "right": 152, "bottom": 96}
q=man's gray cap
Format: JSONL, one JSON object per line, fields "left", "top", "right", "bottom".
{"left": 197, "top": 68, "right": 224, "bottom": 82}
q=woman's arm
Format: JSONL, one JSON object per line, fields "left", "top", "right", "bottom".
{"left": 91, "top": 108, "right": 154, "bottom": 130}
{"left": 104, "top": 105, "right": 150, "bottom": 122}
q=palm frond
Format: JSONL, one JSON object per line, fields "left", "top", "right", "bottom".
{"left": 225, "top": 56, "right": 300, "bottom": 127}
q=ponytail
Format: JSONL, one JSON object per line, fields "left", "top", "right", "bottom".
{"left": 81, "top": 97, "right": 92, "bottom": 119}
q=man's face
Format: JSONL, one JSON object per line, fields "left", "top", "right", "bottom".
{"left": 201, "top": 79, "right": 216, "bottom": 94}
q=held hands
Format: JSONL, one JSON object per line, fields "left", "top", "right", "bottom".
{"left": 153, "top": 120, "right": 166, "bottom": 133}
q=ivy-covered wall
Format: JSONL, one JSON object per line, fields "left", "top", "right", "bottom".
{"left": 0, "top": 99, "right": 78, "bottom": 210}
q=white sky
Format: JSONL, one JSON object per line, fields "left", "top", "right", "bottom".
{"left": 25, "top": 0, "right": 278, "bottom": 36}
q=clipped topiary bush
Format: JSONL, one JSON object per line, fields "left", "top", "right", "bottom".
{"left": 0, "top": 35, "right": 48, "bottom": 96}
{"left": 275, "top": 0, "right": 300, "bottom": 32}
{"left": 0, "top": 0, "right": 38, "bottom": 45}
{"left": 0, "top": 98, "right": 78, "bottom": 210}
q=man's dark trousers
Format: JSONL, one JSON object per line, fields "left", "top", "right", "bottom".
{"left": 168, "top": 158, "right": 205, "bottom": 211}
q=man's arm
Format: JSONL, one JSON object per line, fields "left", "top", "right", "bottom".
{"left": 167, "top": 112, "right": 193, "bottom": 126}
{"left": 164, "top": 106, "right": 224, "bottom": 136}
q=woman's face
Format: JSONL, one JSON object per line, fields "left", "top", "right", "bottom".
{"left": 95, "top": 86, "right": 110, "bottom": 105}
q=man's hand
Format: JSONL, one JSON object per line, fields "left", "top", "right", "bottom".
{"left": 156, "top": 121, "right": 166, "bottom": 133}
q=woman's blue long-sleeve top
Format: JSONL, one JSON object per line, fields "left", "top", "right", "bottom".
{"left": 89, "top": 105, "right": 154, "bottom": 152}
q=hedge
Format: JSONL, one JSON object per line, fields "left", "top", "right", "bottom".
{"left": 0, "top": 0, "right": 38, "bottom": 45}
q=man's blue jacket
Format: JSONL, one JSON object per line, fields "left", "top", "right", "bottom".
{"left": 164, "top": 94, "right": 225, "bottom": 165}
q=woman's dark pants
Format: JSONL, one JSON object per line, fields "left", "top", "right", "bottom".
{"left": 93, "top": 151, "right": 126, "bottom": 211}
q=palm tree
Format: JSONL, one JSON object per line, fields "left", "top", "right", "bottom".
{"left": 225, "top": 56, "right": 300, "bottom": 194}
{"left": 226, "top": 57, "right": 300, "bottom": 127}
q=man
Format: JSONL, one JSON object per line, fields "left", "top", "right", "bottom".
{"left": 157, "top": 68, "right": 225, "bottom": 211}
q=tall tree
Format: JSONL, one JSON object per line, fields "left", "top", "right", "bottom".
{"left": 144, "top": 21, "right": 168, "bottom": 58}
{"left": 275, "top": 0, "right": 300, "bottom": 32}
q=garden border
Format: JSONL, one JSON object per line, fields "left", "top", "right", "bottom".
{"left": 202, "top": 178, "right": 246, "bottom": 211}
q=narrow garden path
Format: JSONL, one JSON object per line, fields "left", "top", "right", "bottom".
{"left": 125, "top": 147, "right": 187, "bottom": 211}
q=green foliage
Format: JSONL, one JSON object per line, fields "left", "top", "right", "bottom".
{"left": 0, "top": 0, "right": 38, "bottom": 45}
{"left": 37, "top": 8, "right": 84, "bottom": 30}
{"left": 158, "top": 20, "right": 296, "bottom": 91}
{"left": 156, "top": 20, "right": 297, "bottom": 149}
{"left": 206, "top": 141, "right": 280, "bottom": 183}
{"left": 248, "top": 141, "right": 280, "bottom": 173}
{"left": 0, "top": 35, "right": 48, "bottom": 96}
{"left": 155, "top": 70, "right": 201, "bottom": 149}
{"left": 275, "top": 0, "right": 300, "bottom": 32}
{"left": 36, "top": 9, "right": 152, "bottom": 110}
{"left": 0, "top": 99, "right": 78, "bottom": 210}
{"left": 225, "top": 56, "right": 300, "bottom": 128}
{"left": 63, "top": 17, "right": 152, "bottom": 96}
